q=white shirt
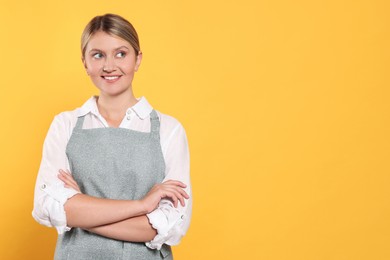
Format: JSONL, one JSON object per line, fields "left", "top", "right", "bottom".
{"left": 32, "top": 96, "right": 192, "bottom": 250}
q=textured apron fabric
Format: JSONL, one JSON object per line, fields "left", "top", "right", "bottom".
{"left": 54, "top": 110, "right": 172, "bottom": 260}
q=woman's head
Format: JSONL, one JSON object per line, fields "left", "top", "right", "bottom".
{"left": 81, "top": 14, "right": 143, "bottom": 98}
{"left": 81, "top": 13, "right": 141, "bottom": 60}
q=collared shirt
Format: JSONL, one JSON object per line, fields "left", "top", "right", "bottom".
{"left": 32, "top": 96, "right": 192, "bottom": 250}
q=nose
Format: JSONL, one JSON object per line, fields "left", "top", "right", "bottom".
{"left": 103, "top": 56, "right": 116, "bottom": 72}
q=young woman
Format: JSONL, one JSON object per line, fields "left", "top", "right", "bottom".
{"left": 32, "top": 13, "right": 192, "bottom": 260}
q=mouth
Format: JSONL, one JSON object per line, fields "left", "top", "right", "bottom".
{"left": 101, "top": 75, "right": 122, "bottom": 82}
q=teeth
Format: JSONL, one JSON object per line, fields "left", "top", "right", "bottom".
{"left": 104, "top": 76, "right": 119, "bottom": 80}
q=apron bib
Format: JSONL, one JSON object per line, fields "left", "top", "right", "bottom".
{"left": 54, "top": 110, "right": 172, "bottom": 260}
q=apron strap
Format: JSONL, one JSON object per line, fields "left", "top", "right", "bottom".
{"left": 75, "top": 112, "right": 159, "bottom": 134}
{"left": 74, "top": 115, "right": 86, "bottom": 130}
{"left": 149, "top": 109, "right": 160, "bottom": 139}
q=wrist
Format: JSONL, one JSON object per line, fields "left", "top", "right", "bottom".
{"left": 136, "top": 199, "right": 149, "bottom": 215}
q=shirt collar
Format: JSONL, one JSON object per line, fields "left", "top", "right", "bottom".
{"left": 76, "top": 95, "right": 153, "bottom": 120}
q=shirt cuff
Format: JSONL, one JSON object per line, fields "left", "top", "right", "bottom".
{"left": 38, "top": 182, "right": 81, "bottom": 234}
{"left": 145, "top": 201, "right": 186, "bottom": 250}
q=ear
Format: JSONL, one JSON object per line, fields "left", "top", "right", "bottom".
{"left": 82, "top": 57, "right": 89, "bottom": 74}
{"left": 82, "top": 57, "right": 87, "bottom": 69}
{"left": 134, "top": 51, "right": 143, "bottom": 72}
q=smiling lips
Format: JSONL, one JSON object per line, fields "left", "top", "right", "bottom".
{"left": 101, "top": 75, "right": 122, "bottom": 82}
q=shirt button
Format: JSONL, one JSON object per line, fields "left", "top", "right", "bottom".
{"left": 41, "top": 184, "right": 46, "bottom": 189}
{"left": 126, "top": 110, "right": 132, "bottom": 115}
{"left": 181, "top": 215, "right": 185, "bottom": 220}
{"left": 127, "top": 116, "right": 131, "bottom": 120}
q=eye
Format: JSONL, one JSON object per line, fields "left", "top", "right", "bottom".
{"left": 92, "top": 53, "right": 103, "bottom": 59}
{"left": 116, "top": 51, "right": 126, "bottom": 58}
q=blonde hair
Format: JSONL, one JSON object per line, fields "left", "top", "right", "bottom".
{"left": 81, "top": 13, "right": 140, "bottom": 59}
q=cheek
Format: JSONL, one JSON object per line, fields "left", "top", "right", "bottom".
{"left": 89, "top": 67, "right": 104, "bottom": 77}
{"left": 119, "top": 58, "right": 137, "bottom": 70}
{"left": 86, "top": 60, "right": 103, "bottom": 74}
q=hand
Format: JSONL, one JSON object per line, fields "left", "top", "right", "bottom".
{"left": 58, "top": 169, "right": 81, "bottom": 193}
{"left": 141, "top": 180, "right": 189, "bottom": 213}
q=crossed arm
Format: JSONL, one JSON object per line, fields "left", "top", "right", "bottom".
{"left": 58, "top": 169, "right": 189, "bottom": 242}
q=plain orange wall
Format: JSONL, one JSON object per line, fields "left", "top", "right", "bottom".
{"left": 0, "top": 0, "right": 389, "bottom": 259}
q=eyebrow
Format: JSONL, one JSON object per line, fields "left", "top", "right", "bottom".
{"left": 88, "top": 46, "right": 130, "bottom": 53}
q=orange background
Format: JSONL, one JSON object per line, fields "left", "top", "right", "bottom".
{"left": 0, "top": 0, "right": 389, "bottom": 259}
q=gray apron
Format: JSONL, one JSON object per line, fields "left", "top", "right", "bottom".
{"left": 54, "top": 110, "right": 172, "bottom": 260}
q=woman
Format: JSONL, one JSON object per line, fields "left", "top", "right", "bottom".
{"left": 32, "top": 13, "right": 192, "bottom": 260}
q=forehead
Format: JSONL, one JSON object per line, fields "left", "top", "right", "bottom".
{"left": 86, "top": 31, "right": 131, "bottom": 51}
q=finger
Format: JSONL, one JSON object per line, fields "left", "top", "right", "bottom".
{"left": 64, "top": 184, "right": 75, "bottom": 190}
{"left": 178, "top": 193, "right": 185, "bottom": 207}
{"left": 58, "top": 173, "right": 66, "bottom": 183}
{"left": 59, "top": 173, "right": 76, "bottom": 186}
{"left": 59, "top": 170, "right": 78, "bottom": 186}
{"left": 58, "top": 175, "right": 80, "bottom": 193}
{"left": 59, "top": 175, "right": 75, "bottom": 187}
{"left": 168, "top": 189, "right": 185, "bottom": 207}
{"left": 58, "top": 170, "right": 71, "bottom": 181}
{"left": 165, "top": 191, "right": 178, "bottom": 207}
{"left": 66, "top": 176, "right": 78, "bottom": 187}
{"left": 161, "top": 185, "right": 187, "bottom": 201}
{"left": 58, "top": 172, "right": 70, "bottom": 183}
{"left": 168, "top": 189, "right": 184, "bottom": 207}
{"left": 163, "top": 180, "right": 187, "bottom": 188}
{"left": 172, "top": 194, "right": 178, "bottom": 208}
{"left": 64, "top": 184, "right": 80, "bottom": 192}
{"left": 57, "top": 172, "right": 81, "bottom": 192}
{"left": 59, "top": 169, "right": 73, "bottom": 178}
{"left": 168, "top": 186, "right": 189, "bottom": 201}
{"left": 178, "top": 189, "right": 190, "bottom": 199}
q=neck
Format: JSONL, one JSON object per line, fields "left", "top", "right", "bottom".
{"left": 97, "top": 90, "right": 138, "bottom": 123}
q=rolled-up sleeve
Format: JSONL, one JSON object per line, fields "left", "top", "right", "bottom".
{"left": 32, "top": 114, "right": 80, "bottom": 234}
{"left": 146, "top": 122, "right": 192, "bottom": 250}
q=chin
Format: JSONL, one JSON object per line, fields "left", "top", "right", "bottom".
{"left": 98, "top": 87, "right": 130, "bottom": 97}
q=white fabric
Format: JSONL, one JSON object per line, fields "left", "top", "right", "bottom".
{"left": 32, "top": 96, "right": 192, "bottom": 250}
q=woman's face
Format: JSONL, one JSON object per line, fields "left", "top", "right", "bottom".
{"left": 82, "top": 31, "right": 142, "bottom": 97}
